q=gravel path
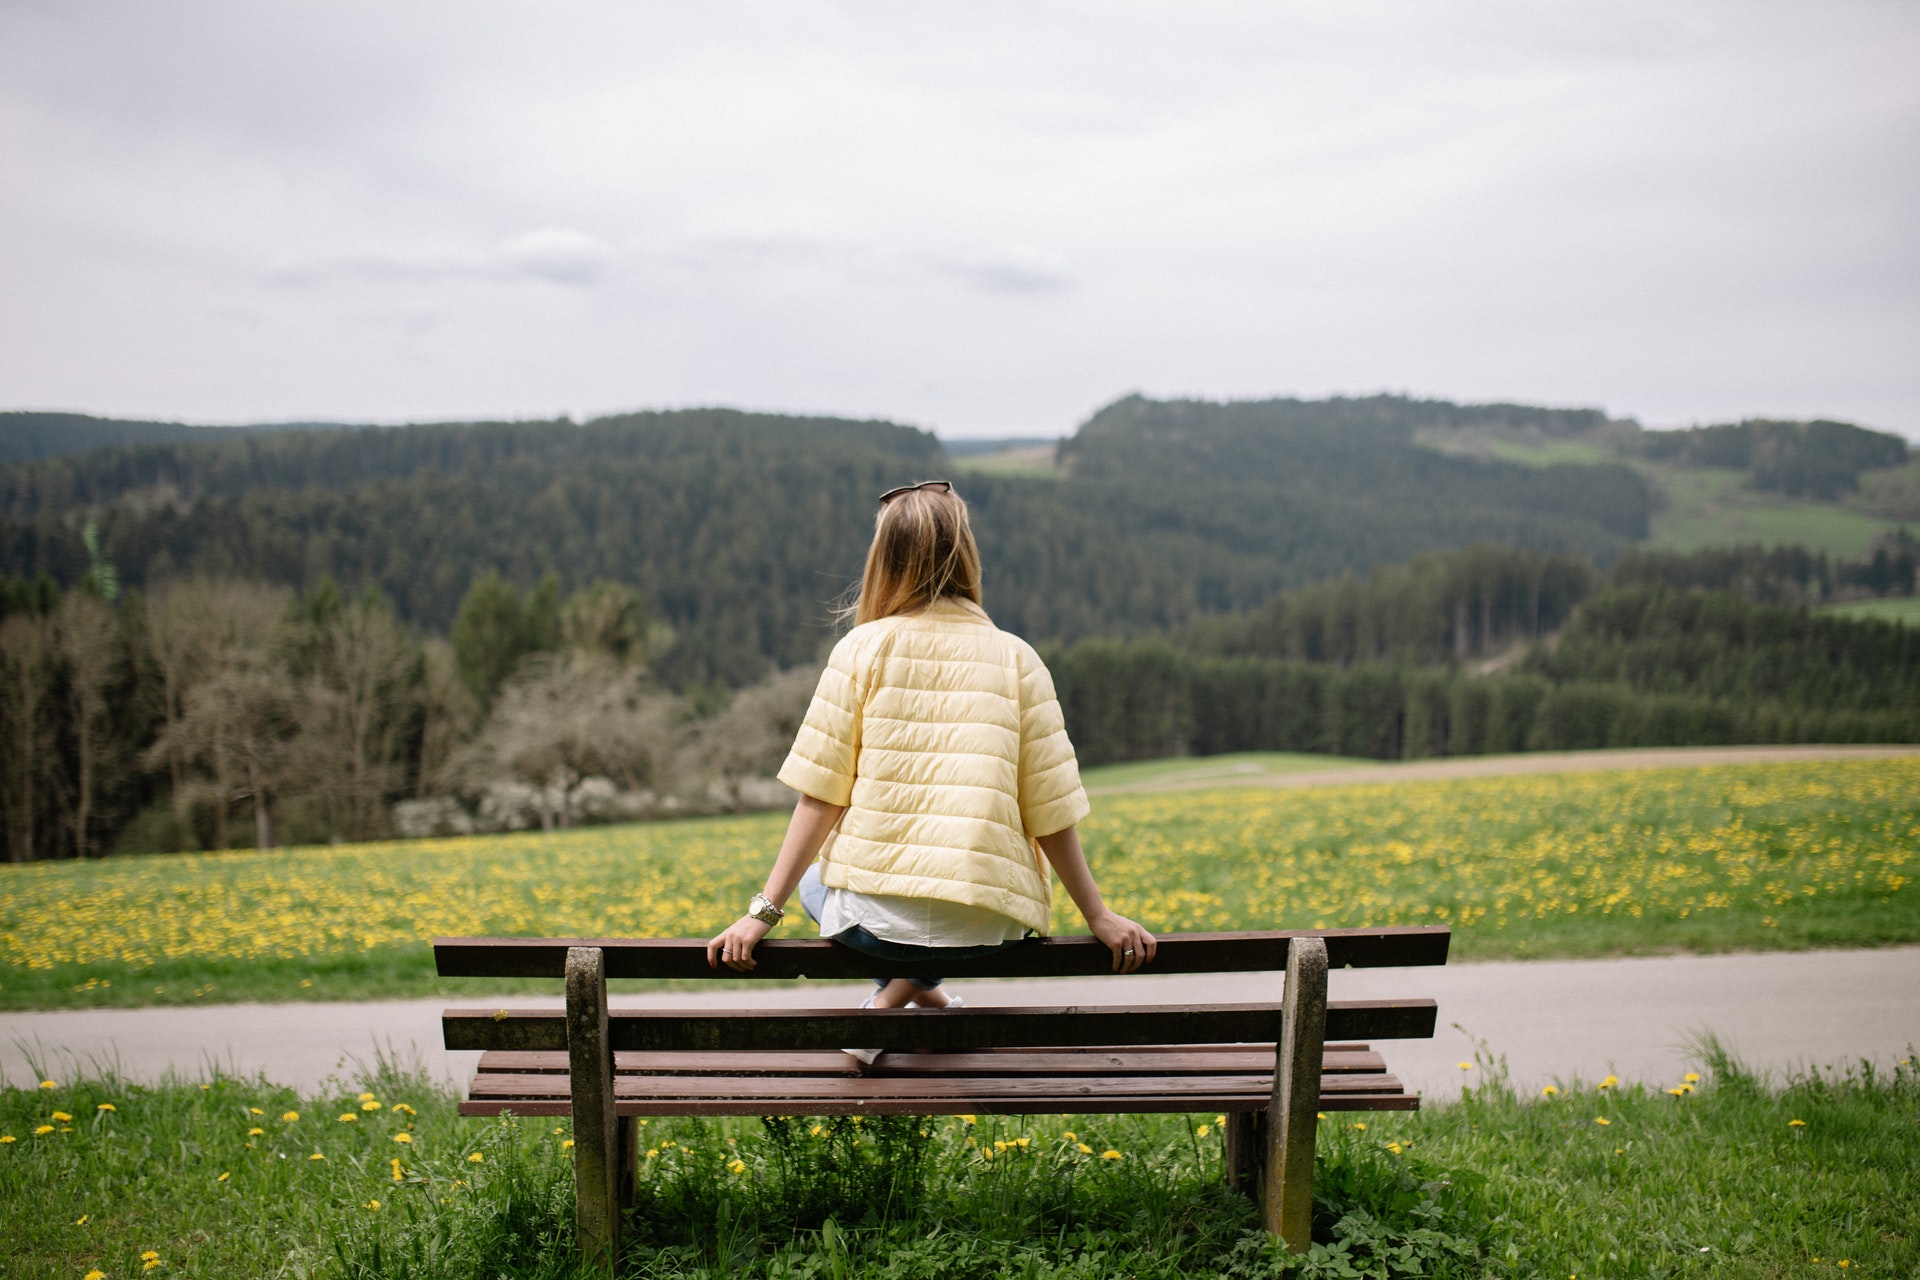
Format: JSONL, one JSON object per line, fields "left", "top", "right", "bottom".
{"left": 1090, "top": 744, "right": 1920, "bottom": 794}
{"left": 6, "top": 947, "right": 1916, "bottom": 1102}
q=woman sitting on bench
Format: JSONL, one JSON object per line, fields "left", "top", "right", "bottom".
{"left": 706, "top": 479, "right": 1156, "bottom": 1045}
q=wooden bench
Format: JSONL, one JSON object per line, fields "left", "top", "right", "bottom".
{"left": 436, "top": 926, "right": 1449, "bottom": 1262}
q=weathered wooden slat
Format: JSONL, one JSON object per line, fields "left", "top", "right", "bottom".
{"left": 473, "top": 1075, "right": 1411, "bottom": 1102}
{"left": 473, "top": 1047, "right": 1390, "bottom": 1078}
{"left": 433, "top": 928, "right": 1451, "bottom": 981}
{"left": 443, "top": 999, "right": 1437, "bottom": 1054}
{"left": 456, "top": 1089, "right": 1422, "bottom": 1118}
{"left": 471, "top": 1069, "right": 1405, "bottom": 1103}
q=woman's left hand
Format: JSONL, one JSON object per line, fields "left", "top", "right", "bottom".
{"left": 707, "top": 916, "right": 774, "bottom": 972}
{"left": 1088, "top": 910, "right": 1157, "bottom": 975}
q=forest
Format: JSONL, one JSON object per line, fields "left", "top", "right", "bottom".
{"left": 0, "top": 396, "right": 1913, "bottom": 860}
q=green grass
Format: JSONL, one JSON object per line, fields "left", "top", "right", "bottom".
{"left": 4, "top": 759, "right": 1916, "bottom": 1010}
{"left": 1079, "top": 751, "right": 1380, "bottom": 791}
{"left": 1411, "top": 430, "right": 1614, "bottom": 468}
{"left": 1821, "top": 597, "right": 1920, "bottom": 627}
{"left": 1645, "top": 465, "right": 1905, "bottom": 557}
{"left": 4, "top": 1046, "right": 1914, "bottom": 1278}
{"left": 948, "top": 444, "right": 1062, "bottom": 479}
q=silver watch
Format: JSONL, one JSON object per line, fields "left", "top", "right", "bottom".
{"left": 748, "top": 893, "right": 785, "bottom": 925}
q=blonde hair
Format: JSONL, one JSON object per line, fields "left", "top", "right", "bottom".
{"left": 848, "top": 485, "right": 984, "bottom": 625}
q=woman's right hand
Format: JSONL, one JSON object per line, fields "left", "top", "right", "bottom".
{"left": 707, "top": 916, "right": 774, "bottom": 972}
{"left": 1088, "top": 910, "right": 1157, "bottom": 975}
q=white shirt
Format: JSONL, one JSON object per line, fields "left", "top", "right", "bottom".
{"left": 818, "top": 886, "right": 1029, "bottom": 948}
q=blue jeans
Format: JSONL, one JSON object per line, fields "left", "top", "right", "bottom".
{"left": 796, "top": 865, "right": 1017, "bottom": 991}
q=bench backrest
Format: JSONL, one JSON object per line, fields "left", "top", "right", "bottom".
{"left": 434, "top": 927, "right": 1450, "bottom": 981}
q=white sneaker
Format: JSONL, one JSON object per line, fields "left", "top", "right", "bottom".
{"left": 845, "top": 994, "right": 881, "bottom": 1065}
{"left": 910, "top": 992, "right": 964, "bottom": 1009}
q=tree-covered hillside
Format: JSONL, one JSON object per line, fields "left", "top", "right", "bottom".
{"left": 0, "top": 411, "right": 358, "bottom": 465}
{"left": 0, "top": 395, "right": 1654, "bottom": 682}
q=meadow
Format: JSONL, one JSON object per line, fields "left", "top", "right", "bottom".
{"left": 2, "top": 758, "right": 1915, "bottom": 1011}
{"left": 1643, "top": 466, "right": 1903, "bottom": 557}
{"left": 1821, "top": 596, "right": 1920, "bottom": 628}
{"left": 3, "top": 1045, "right": 1913, "bottom": 1278}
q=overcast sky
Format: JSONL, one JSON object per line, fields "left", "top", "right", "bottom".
{"left": 2, "top": 1, "right": 1916, "bottom": 440}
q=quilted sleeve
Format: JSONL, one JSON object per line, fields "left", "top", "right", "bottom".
{"left": 775, "top": 632, "right": 868, "bottom": 807}
{"left": 1015, "top": 642, "right": 1091, "bottom": 837}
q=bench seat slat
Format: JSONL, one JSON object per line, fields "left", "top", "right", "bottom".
{"left": 444, "top": 999, "right": 1437, "bottom": 1054}
{"left": 471, "top": 1070, "right": 1405, "bottom": 1103}
{"left": 474, "top": 1047, "right": 1390, "bottom": 1078}
{"left": 435, "top": 928, "right": 1450, "bottom": 981}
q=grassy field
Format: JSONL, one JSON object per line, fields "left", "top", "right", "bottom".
{"left": 1821, "top": 597, "right": 1920, "bottom": 627}
{"left": 947, "top": 444, "right": 1063, "bottom": 480}
{"left": 1645, "top": 465, "right": 1904, "bottom": 557}
{"left": 3, "top": 1046, "right": 1913, "bottom": 1278}
{"left": 2, "top": 758, "right": 1915, "bottom": 1011}
{"left": 1079, "top": 751, "right": 1380, "bottom": 791}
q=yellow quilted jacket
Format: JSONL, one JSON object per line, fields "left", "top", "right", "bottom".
{"left": 775, "top": 596, "right": 1090, "bottom": 933}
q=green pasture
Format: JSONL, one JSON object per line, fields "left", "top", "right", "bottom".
{"left": 3, "top": 1045, "right": 1913, "bottom": 1279}
{"left": 948, "top": 444, "right": 1063, "bottom": 480}
{"left": 1821, "top": 596, "right": 1920, "bottom": 627}
{"left": 1079, "top": 751, "right": 1380, "bottom": 791}
{"left": 1644, "top": 465, "right": 1904, "bottom": 557}
{"left": 2, "top": 758, "right": 1915, "bottom": 1012}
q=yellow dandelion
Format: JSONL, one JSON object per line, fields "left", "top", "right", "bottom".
{"left": 96, "top": 1103, "right": 117, "bottom": 1113}
{"left": 337, "top": 1114, "right": 358, "bottom": 1123}
{"left": 357, "top": 1092, "right": 376, "bottom": 1102}
{"left": 282, "top": 1111, "right": 299, "bottom": 1123}
{"left": 39, "top": 1080, "right": 57, "bottom": 1090}
{"left": 561, "top": 1139, "right": 574, "bottom": 1150}
{"left": 1599, "top": 1075, "right": 1619, "bottom": 1089}
{"left": 728, "top": 1158, "right": 747, "bottom": 1175}
{"left": 362, "top": 1101, "right": 381, "bottom": 1112}
{"left": 76, "top": 1215, "right": 90, "bottom": 1225}
{"left": 1076, "top": 1142, "right": 1093, "bottom": 1154}
{"left": 467, "top": 1151, "right": 485, "bottom": 1163}
{"left": 308, "top": 1152, "right": 325, "bottom": 1161}
{"left": 1353, "top": 1123, "right": 1367, "bottom": 1131}
{"left": 141, "top": 1251, "right": 160, "bottom": 1262}
{"left": 1196, "top": 1124, "right": 1211, "bottom": 1138}
{"left": 392, "top": 1132, "right": 412, "bottom": 1144}
{"left": 391, "top": 1157, "right": 404, "bottom": 1181}
{"left": 1683, "top": 1072, "right": 1701, "bottom": 1084}
{"left": 249, "top": 1108, "right": 264, "bottom": 1116}
{"left": 1457, "top": 1062, "right": 1472, "bottom": 1071}
{"left": 33, "top": 1125, "right": 54, "bottom": 1135}
{"left": 1062, "top": 1130, "right": 1076, "bottom": 1141}
{"left": 52, "top": 1111, "right": 73, "bottom": 1122}
{"left": 217, "top": 1171, "right": 230, "bottom": 1182}
{"left": 364, "top": 1199, "right": 381, "bottom": 1210}
{"left": 248, "top": 1127, "right": 264, "bottom": 1136}
{"left": 1101, "top": 1149, "right": 1122, "bottom": 1160}
{"left": 1667, "top": 1086, "right": 1691, "bottom": 1097}
{"left": 1541, "top": 1086, "right": 1559, "bottom": 1098}
{"left": 1788, "top": 1119, "right": 1806, "bottom": 1127}
{"left": 1386, "top": 1141, "right": 1403, "bottom": 1154}
{"left": 646, "top": 1148, "right": 658, "bottom": 1159}
{"left": 1016, "top": 1136, "right": 1030, "bottom": 1148}
{"left": 960, "top": 1114, "right": 976, "bottom": 1125}
{"left": 1215, "top": 1114, "right": 1225, "bottom": 1126}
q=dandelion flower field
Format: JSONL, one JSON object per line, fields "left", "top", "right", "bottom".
{"left": 2, "top": 759, "right": 1914, "bottom": 1010}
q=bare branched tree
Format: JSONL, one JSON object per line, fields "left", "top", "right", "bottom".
{"left": 448, "top": 653, "right": 680, "bottom": 829}
{"left": 0, "top": 613, "right": 56, "bottom": 862}
{"left": 56, "top": 592, "right": 117, "bottom": 857}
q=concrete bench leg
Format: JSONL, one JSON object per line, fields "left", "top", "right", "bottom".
{"left": 566, "top": 946, "right": 621, "bottom": 1267}
{"left": 1263, "top": 936, "right": 1327, "bottom": 1252}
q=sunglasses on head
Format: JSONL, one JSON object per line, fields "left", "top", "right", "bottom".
{"left": 877, "top": 479, "right": 954, "bottom": 506}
